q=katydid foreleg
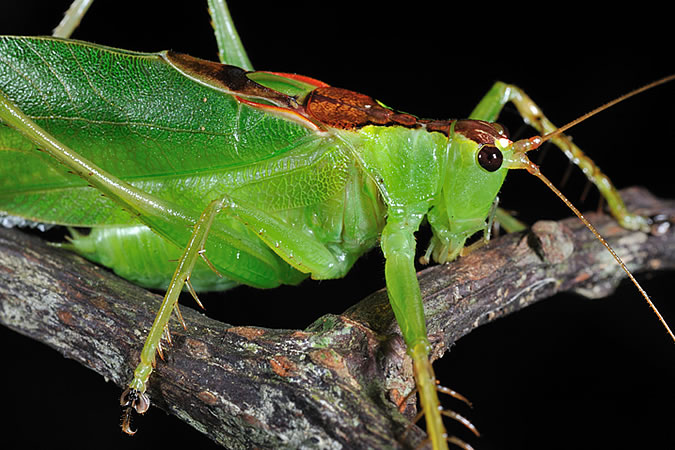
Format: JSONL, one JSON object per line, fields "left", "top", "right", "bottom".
{"left": 205, "top": 3, "right": 473, "bottom": 446}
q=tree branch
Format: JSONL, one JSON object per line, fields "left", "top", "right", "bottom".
{"left": 0, "top": 187, "right": 673, "bottom": 449}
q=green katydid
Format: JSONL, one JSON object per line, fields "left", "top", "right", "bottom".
{"left": 1, "top": 0, "right": 675, "bottom": 450}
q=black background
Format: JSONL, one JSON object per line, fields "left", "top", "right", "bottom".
{"left": 1, "top": 2, "right": 674, "bottom": 449}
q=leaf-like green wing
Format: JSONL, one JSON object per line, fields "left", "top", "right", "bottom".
{"left": 0, "top": 37, "right": 323, "bottom": 226}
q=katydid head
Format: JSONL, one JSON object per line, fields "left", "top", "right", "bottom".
{"left": 424, "top": 120, "right": 514, "bottom": 264}
{"left": 429, "top": 74, "right": 675, "bottom": 343}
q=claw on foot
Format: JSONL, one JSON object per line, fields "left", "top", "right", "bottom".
{"left": 120, "top": 387, "right": 150, "bottom": 435}
{"left": 649, "top": 213, "right": 673, "bottom": 236}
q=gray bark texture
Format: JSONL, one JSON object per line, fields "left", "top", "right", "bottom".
{"left": 0, "top": 187, "right": 674, "bottom": 449}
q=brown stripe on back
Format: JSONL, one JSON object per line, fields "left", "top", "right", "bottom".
{"left": 163, "top": 55, "right": 506, "bottom": 142}
{"left": 419, "top": 119, "right": 451, "bottom": 135}
{"left": 303, "top": 88, "right": 510, "bottom": 144}
{"left": 165, "top": 51, "right": 296, "bottom": 108}
{"left": 304, "top": 86, "right": 420, "bottom": 130}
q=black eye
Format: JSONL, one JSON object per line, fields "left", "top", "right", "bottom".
{"left": 477, "top": 145, "right": 503, "bottom": 172}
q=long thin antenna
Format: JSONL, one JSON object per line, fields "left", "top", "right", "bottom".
{"left": 524, "top": 160, "right": 675, "bottom": 343}
{"left": 540, "top": 74, "right": 675, "bottom": 143}
{"left": 508, "top": 73, "right": 675, "bottom": 342}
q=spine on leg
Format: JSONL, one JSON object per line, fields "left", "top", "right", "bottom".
{"left": 410, "top": 341, "right": 449, "bottom": 450}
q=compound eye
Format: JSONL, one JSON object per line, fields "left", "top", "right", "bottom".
{"left": 477, "top": 145, "right": 503, "bottom": 172}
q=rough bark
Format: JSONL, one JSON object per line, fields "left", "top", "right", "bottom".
{"left": 0, "top": 187, "right": 673, "bottom": 449}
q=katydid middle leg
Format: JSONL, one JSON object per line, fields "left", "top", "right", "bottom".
{"left": 469, "top": 81, "right": 650, "bottom": 231}
{"left": 118, "top": 195, "right": 312, "bottom": 432}
{"left": 210, "top": 196, "right": 357, "bottom": 280}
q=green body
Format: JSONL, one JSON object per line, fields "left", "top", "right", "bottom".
{"left": 0, "top": 27, "right": 643, "bottom": 449}
{"left": 0, "top": 37, "right": 508, "bottom": 301}
{"left": 0, "top": 41, "right": 516, "bottom": 447}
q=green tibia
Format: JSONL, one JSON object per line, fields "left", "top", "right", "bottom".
{"left": 338, "top": 121, "right": 514, "bottom": 449}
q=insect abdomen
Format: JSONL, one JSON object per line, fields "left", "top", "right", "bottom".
{"left": 67, "top": 225, "right": 238, "bottom": 291}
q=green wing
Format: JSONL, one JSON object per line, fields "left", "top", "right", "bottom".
{"left": 0, "top": 37, "right": 328, "bottom": 226}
